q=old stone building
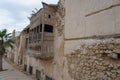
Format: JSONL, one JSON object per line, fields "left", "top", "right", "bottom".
{"left": 21, "top": 2, "right": 57, "bottom": 80}
{"left": 6, "top": 0, "right": 120, "bottom": 80}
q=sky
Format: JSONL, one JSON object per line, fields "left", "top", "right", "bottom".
{"left": 0, "top": 0, "right": 58, "bottom": 33}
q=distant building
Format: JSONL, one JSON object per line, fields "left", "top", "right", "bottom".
{"left": 6, "top": 30, "right": 20, "bottom": 65}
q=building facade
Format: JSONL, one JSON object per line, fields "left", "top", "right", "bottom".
{"left": 6, "top": 0, "right": 120, "bottom": 80}
{"left": 23, "top": 2, "right": 57, "bottom": 80}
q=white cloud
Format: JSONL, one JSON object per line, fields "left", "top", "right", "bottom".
{"left": 0, "top": 9, "right": 28, "bottom": 33}
{"left": 2, "top": 20, "right": 29, "bottom": 33}
{"left": 18, "top": 11, "right": 30, "bottom": 20}
{"left": 41, "top": 0, "right": 58, "bottom": 4}
{"left": 6, "top": 0, "right": 41, "bottom": 6}
{"left": 0, "top": 9, "right": 15, "bottom": 25}
{"left": 5, "top": 0, "right": 58, "bottom": 7}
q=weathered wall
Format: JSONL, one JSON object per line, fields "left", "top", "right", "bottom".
{"left": 62, "top": 0, "right": 120, "bottom": 80}
{"left": 6, "top": 31, "right": 20, "bottom": 65}
{"left": 30, "top": 9, "right": 42, "bottom": 29}
{"left": 53, "top": 0, "right": 65, "bottom": 80}
{"left": 44, "top": 4, "right": 57, "bottom": 26}
{"left": 18, "top": 33, "right": 27, "bottom": 66}
{"left": 26, "top": 55, "right": 53, "bottom": 79}
{"left": 65, "top": 0, "right": 120, "bottom": 39}
{"left": 65, "top": 38, "right": 120, "bottom": 80}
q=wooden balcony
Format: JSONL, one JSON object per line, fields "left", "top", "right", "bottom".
{"left": 28, "top": 31, "right": 54, "bottom": 60}
{"left": 27, "top": 49, "right": 54, "bottom": 60}
{"left": 43, "top": 32, "right": 54, "bottom": 41}
{"left": 28, "top": 43, "right": 54, "bottom": 60}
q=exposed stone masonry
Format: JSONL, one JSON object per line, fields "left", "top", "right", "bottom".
{"left": 67, "top": 38, "right": 120, "bottom": 80}
{"left": 55, "top": 0, "right": 65, "bottom": 36}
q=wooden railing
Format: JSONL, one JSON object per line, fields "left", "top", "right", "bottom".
{"left": 27, "top": 43, "right": 54, "bottom": 60}
{"left": 28, "top": 32, "right": 54, "bottom": 59}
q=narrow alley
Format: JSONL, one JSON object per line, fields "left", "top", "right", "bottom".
{"left": 0, "top": 59, "right": 34, "bottom": 80}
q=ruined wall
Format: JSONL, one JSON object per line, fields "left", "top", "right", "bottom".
{"left": 62, "top": 0, "right": 120, "bottom": 80}
{"left": 53, "top": 0, "right": 65, "bottom": 80}
{"left": 65, "top": 38, "right": 120, "bottom": 80}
